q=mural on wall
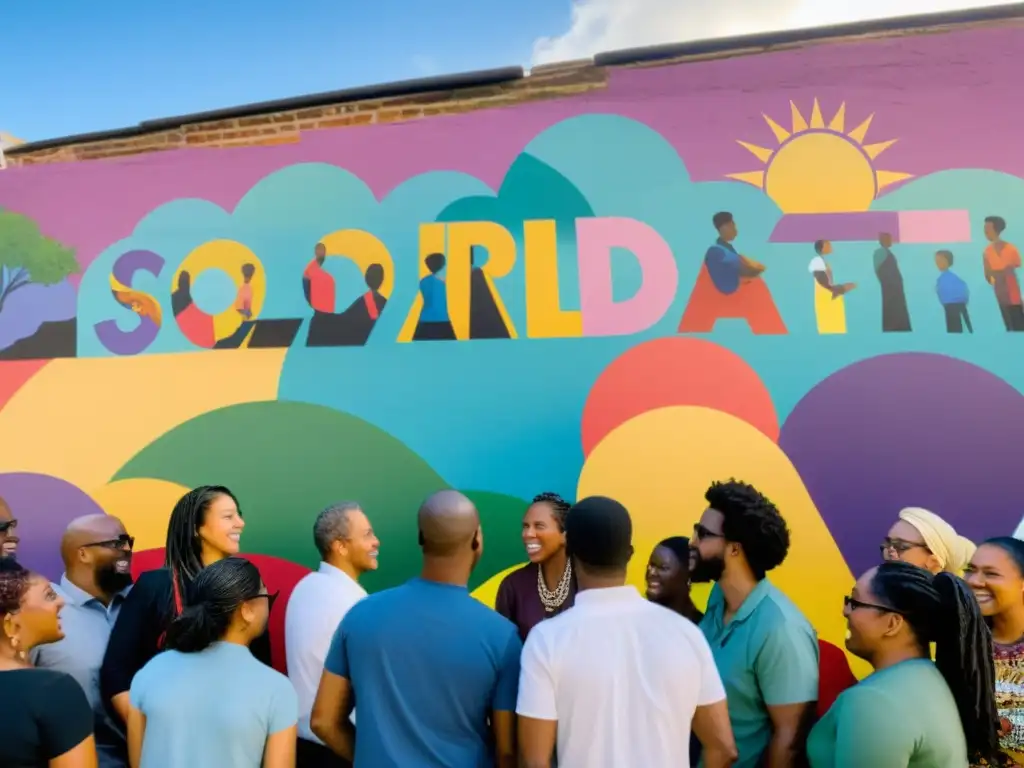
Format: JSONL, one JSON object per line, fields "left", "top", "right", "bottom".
{"left": 0, "top": 23, "right": 1022, "bottom": 674}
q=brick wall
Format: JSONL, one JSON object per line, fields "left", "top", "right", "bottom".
{"left": 6, "top": 64, "right": 607, "bottom": 166}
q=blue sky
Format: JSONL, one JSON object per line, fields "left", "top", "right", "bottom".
{"left": 2, "top": 0, "right": 570, "bottom": 141}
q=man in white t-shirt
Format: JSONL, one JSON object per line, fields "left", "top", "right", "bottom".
{"left": 516, "top": 496, "right": 737, "bottom": 768}
{"left": 285, "top": 502, "right": 379, "bottom": 767}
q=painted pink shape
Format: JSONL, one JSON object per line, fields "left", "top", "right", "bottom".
{"left": 897, "top": 210, "right": 971, "bottom": 243}
{"left": 576, "top": 217, "right": 679, "bottom": 337}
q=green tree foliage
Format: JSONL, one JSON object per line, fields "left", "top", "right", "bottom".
{"left": 0, "top": 210, "right": 79, "bottom": 313}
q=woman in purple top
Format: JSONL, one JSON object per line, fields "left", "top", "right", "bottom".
{"left": 494, "top": 492, "right": 577, "bottom": 641}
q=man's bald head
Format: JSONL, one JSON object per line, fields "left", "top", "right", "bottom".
{"left": 417, "top": 491, "right": 480, "bottom": 557}
{"left": 60, "top": 514, "right": 127, "bottom": 565}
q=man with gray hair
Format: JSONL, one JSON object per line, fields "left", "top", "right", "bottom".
{"left": 285, "top": 502, "right": 379, "bottom": 767}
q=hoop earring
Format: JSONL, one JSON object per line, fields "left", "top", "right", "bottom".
{"left": 10, "top": 635, "right": 26, "bottom": 661}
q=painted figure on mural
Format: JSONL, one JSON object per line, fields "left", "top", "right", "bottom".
{"left": 170, "top": 270, "right": 216, "bottom": 349}
{"left": 413, "top": 252, "right": 456, "bottom": 341}
{"left": 213, "top": 262, "right": 259, "bottom": 349}
{"left": 872, "top": 233, "right": 912, "bottom": 333}
{"left": 303, "top": 243, "right": 336, "bottom": 315}
{"left": 935, "top": 251, "right": 973, "bottom": 333}
{"left": 313, "top": 263, "right": 389, "bottom": 347}
{"left": 705, "top": 212, "right": 766, "bottom": 295}
{"left": 468, "top": 247, "right": 511, "bottom": 340}
{"left": 982, "top": 216, "right": 1024, "bottom": 332}
{"left": 808, "top": 240, "right": 855, "bottom": 335}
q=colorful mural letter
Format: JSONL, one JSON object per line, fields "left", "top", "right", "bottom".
{"left": 94, "top": 249, "right": 165, "bottom": 356}
{"left": 306, "top": 230, "right": 394, "bottom": 347}
{"left": 447, "top": 223, "right": 517, "bottom": 341}
{"left": 577, "top": 217, "right": 677, "bottom": 337}
{"left": 523, "top": 220, "right": 582, "bottom": 339}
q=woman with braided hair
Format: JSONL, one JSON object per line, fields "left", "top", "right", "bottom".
{"left": 100, "top": 485, "right": 272, "bottom": 732}
{"left": 807, "top": 561, "right": 1001, "bottom": 767}
{"left": 495, "top": 492, "right": 577, "bottom": 640}
{"left": 0, "top": 558, "right": 99, "bottom": 767}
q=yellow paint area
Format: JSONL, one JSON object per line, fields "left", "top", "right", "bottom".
{"left": 91, "top": 477, "right": 191, "bottom": 551}
{"left": 578, "top": 405, "right": 861, "bottom": 670}
{"left": 472, "top": 563, "right": 523, "bottom": 607}
{"left": 319, "top": 228, "right": 396, "bottom": 298}
{"left": 0, "top": 350, "right": 285, "bottom": 492}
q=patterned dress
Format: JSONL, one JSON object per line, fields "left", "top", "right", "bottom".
{"left": 994, "top": 639, "right": 1024, "bottom": 766}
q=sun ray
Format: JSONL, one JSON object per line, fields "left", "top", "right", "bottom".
{"left": 828, "top": 103, "right": 846, "bottom": 132}
{"left": 809, "top": 99, "right": 825, "bottom": 129}
{"left": 848, "top": 114, "right": 874, "bottom": 144}
{"left": 790, "top": 101, "right": 808, "bottom": 133}
{"left": 725, "top": 171, "right": 765, "bottom": 189}
{"left": 876, "top": 170, "right": 914, "bottom": 190}
{"left": 762, "top": 113, "right": 790, "bottom": 144}
{"left": 737, "top": 140, "right": 774, "bottom": 163}
{"left": 862, "top": 139, "right": 897, "bottom": 159}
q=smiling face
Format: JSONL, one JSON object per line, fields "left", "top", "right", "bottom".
{"left": 965, "top": 543, "right": 1024, "bottom": 618}
{"left": 843, "top": 566, "right": 901, "bottom": 661}
{"left": 0, "top": 498, "right": 18, "bottom": 559}
{"left": 689, "top": 508, "right": 727, "bottom": 584}
{"left": 79, "top": 517, "right": 134, "bottom": 596}
{"left": 336, "top": 509, "right": 380, "bottom": 575}
{"left": 645, "top": 545, "right": 687, "bottom": 604}
{"left": 4, "top": 573, "right": 65, "bottom": 651}
{"left": 522, "top": 502, "right": 565, "bottom": 565}
{"left": 881, "top": 520, "right": 937, "bottom": 573}
{"left": 196, "top": 493, "right": 245, "bottom": 559}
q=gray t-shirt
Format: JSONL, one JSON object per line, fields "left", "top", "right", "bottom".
{"left": 130, "top": 641, "right": 297, "bottom": 767}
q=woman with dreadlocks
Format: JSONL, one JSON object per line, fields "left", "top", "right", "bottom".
{"left": 127, "top": 557, "right": 296, "bottom": 768}
{"left": 965, "top": 537, "right": 1024, "bottom": 766}
{"left": 100, "top": 485, "right": 271, "bottom": 731}
{"left": 806, "top": 560, "right": 1001, "bottom": 767}
{"left": 495, "top": 492, "right": 577, "bottom": 641}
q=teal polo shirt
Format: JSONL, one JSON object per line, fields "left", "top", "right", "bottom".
{"left": 699, "top": 580, "right": 819, "bottom": 768}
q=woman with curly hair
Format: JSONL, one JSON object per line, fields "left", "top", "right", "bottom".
{"left": 495, "top": 492, "right": 577, "bottom": 641}
{"left": 0, "top": 558, "right": 98, "bottom": 767}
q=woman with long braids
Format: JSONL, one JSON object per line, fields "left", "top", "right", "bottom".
{"left": 128, "top": 557, "right": 297, "bottom": 768}
{"left": 0, "top": 559, "right": 99, "bottom": 767}
{"left": 495, "top": 492, "right": 577, "bottom": 641}
{"left": 807, "top": 561, "right": 1001, "bottom": 767}
{"left": 101, "top": 485, "right": 271, "bottom": 730}
{"left": 965, "top": 537, "right": 1024, "bottom": 766}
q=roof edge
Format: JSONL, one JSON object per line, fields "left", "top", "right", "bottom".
{"left": 594, "top": 2, "right": 1024, "bottom": 66}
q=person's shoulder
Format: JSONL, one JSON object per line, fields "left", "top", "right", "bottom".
{"left": 133, "top": 568, "right": 171, "bottom": 593}
{"left": 808, "top": 255, "right": 826, "bottom": 272}
{"left": 15, "top": 667, "right": 79, "bottom": 692}
{"left": 758, "top": 583, "right": 815, "bottom": 633}
{"left": 462, "top": 593, "right": 519, "bottom": 636}
{"left": 498, "top": 563, "right": 536, "bottom": 589}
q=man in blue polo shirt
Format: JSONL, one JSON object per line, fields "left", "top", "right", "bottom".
{"left": 312, "top": 490, "right": 521, "bottom": 768}
{"left": 690, "top": 480, "right": 819, "bottom": 768}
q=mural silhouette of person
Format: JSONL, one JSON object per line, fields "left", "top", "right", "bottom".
{"left": 982, "top": 216, "right": 1024, "bottom": 331}
{"left": 413, "top": 253, "right": 456, "bottom": 341}
{"left": 314, "top": 262, "right": 389, "bottom": 347}
{"left": 934, "top": 250, "right": 973, "bottom": 333}
{"left": 170, "top": 271, "right": 193, "bottom": 317}
{"left": 214, "top": 262, "right": 258, "bottom": 349}
{"left": 303, "top": 243, "right": 336, "bottom": 315}
{"left": 469, "top": 247, "right": 510, "bottom": 340}
{"left": 873, "top": 233, "right": 912, "bottom": 333}
{"left": 808, "top": 240, "right": 855, "bottom": 334}
{"left": 705, "top": 212, "right": 766, "bottom": 295}
{"left": 171, "top": 270, "right": 215, "bottom": 348}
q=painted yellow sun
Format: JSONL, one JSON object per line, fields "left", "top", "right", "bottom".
{"left": 727, "top": 100, "right": 913, "bottom": 214}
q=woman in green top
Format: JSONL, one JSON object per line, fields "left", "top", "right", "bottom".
{"left": 807, "top": 561, "right": 1001, "bottom": 767}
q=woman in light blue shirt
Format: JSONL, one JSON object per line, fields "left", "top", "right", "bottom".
{"left": 807, "top": 561, "right": 1001, "bottom": 767}
{"left": 128, "top": 558, "right": 297, "bottom": 768}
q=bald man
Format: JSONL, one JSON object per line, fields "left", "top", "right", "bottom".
{"left": 32, "top": 514, "right": 135, "bottom": 768}
{"left": 0, "top": 495, "right": 18, "bottom": 559}
{"left": 312, "top": 491, "right": 522, "bottom": 768}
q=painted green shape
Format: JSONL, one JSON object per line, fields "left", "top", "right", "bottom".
{"left": 462, "top": 490, "right": 529, "bottom": 591}
{"left": 113, "top": 401, "right": 532, "bottom": 593}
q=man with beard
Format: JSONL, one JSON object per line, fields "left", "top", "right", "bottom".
{"left": 690, "top": 480, "right": 818, "bottom": 768}
{"left": 0, "top": 494, "right": 19, "bottom": 560}
{"left": 32, "top": 514, "right": 135, "bottom": 768}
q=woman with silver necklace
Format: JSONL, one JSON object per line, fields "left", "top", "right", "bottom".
{"left": 495, "top": 492, "right": 577, "bottom": 641}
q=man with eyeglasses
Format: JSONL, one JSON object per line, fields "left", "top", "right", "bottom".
{"left": 0, "top": 494, "right": 19, "bottom": 559}
{"left": 32, "top": 514, "right": 135, "bottom": 768}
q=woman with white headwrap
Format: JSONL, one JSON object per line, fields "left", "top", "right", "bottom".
{"left": 881, "top": 507, "right": 977, "bottom": 575}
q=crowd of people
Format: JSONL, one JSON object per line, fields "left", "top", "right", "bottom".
{"left": 1, "top": 479, "right": 1023, "bottom": 767}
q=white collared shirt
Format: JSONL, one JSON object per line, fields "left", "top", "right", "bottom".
{"left": 285, "top": 562, "right": 367, "bottom": 743}
{"left": 516, "top": 585, "right": 725, "bottom": 768}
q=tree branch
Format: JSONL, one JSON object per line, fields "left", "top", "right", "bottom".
{"left": 0, "top": 276, "right": 31, "bottom": 314}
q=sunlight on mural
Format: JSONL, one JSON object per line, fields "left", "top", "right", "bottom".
{"left": 727, "top": 99, "right": 913, "bottom": 213}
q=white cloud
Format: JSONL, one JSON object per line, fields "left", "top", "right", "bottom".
{"left": 531, "top": 0, "right": 1019, "bottom": 66}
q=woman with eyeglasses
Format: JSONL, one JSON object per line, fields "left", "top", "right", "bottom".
{"left": 881, "top": 507, "right": 976, "bottom": 575}
{"left": 965, "top": 537, "right": 1024, "bottom": 766}
{"left": 806, "top": 560, "right": 1001, "bottom": 767}
{"left": 0, "top": 558, "right": 99, "bottom": 767}
{"left": 101, "top": 486, "right": 272, "bottom": 730}
{"left": 127, "top": 557, "right": 297, "bottom": 768}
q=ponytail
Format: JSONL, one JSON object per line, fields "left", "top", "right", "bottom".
{"left": 872, "top": 562, "right": 1000, "bottom": 761}
{"left": 931, "top": 572, "right": 1000, "bottom": 761}
{"left": 162, "top": 556, "right": 263, "bottom": 654}
{"left": 164, "top": 602, "right": 229, "bottom": 653}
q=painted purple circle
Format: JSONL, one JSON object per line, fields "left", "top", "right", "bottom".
{"left": 779, "top": 352, "right": 1024, "bottom": 577}
{"left": 0, "top": 472, "right": 106, "bottom": 580}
